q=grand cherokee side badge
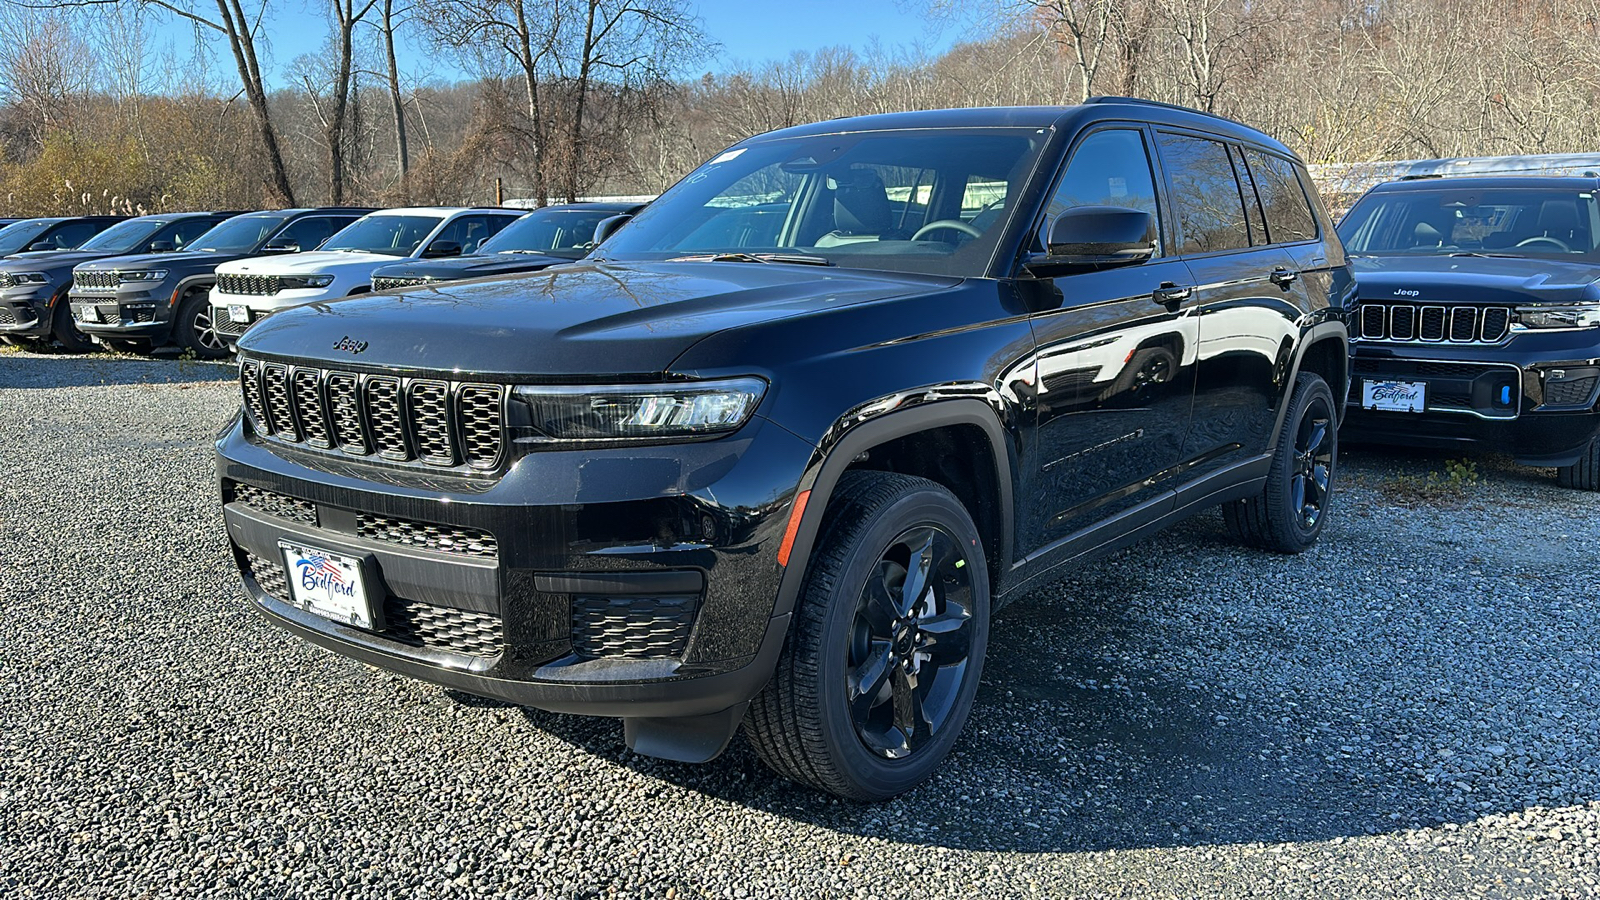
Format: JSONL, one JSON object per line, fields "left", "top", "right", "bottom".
{"left": 332, "top": 336, "right": 368, "bottom": 354}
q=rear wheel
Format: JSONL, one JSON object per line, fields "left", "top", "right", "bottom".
{"left": 1223, "top": 372, "right": 1337, "bottom": 553}
{"left": 744, "top": 471, "right": 989, "bottom": 800}
{"left": 1556, "top": 440, "right": 1600, "bottom": 491}
{"left": 50, "top": 293, "right": 93, "bottom": 353}
{"left": 175, "top": 290, "right": 229, "bottom": 359}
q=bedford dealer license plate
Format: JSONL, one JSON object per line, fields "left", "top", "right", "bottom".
{"left": 1363, "top": 379, "right": 1426, "bottom": 413}
{"left": 278, "top": 540, "right": 374, "bottom": 628}
{"left": 229, "top": 304, "right": 250, "bottom": 323}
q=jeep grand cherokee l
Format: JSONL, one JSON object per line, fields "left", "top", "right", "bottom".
{"left": 1339, "top": 176, "right": 1600, "bottom": 488}
{"left": 70, "top": 208, "right": 371, "bottom": 357}
{"left": 216, "top": 99, "right": 1352, "bottom": 799}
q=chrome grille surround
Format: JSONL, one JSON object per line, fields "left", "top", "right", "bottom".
{"left": 1355, "top": 302, "right": 1511, "bottom": 344}
{"left": 73, "top": 270, "right": 119, "bottom": 292}
{"left": 238, "top": 357, "right": 507, "bottom": 472}
{"left": 216, "top": 273, "right": 282, "bottom": 296}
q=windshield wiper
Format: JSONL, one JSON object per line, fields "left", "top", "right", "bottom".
{"left": 668, "top": 251, "right": 834, "bottom": 267}
{"left": 498, "top": 249, "right": 550, "bottom": 255}
{"left": 1450, "top": 251, "right": 1520, "bottom": 258}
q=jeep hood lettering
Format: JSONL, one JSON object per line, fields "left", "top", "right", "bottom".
{"left": 238, "top": 260, "right": 953, "bottom": 378}
{"left": 1353, "top": 255, "right": 1600, "bottom": 305}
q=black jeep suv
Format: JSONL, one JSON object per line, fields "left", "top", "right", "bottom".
{"left": 0, "top": 212, "right": 239, "bottom": 351}
{"left": 1338, "top": 176, "right": 1600, "bottom": 487}
{"left": 368, "top": 202, "right": 644, "bottom": 291}
{"left": 71, "top": 207, "right": 371, "bottom": 358}
{"left": 216, "top": 100, "right": 1353, "bottom": 799}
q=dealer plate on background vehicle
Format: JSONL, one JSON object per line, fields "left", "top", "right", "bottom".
{"left": 1362, "top": 379, "right": 1426, "bottom": 413}
{"left": 82, "top": 307, "right": 101, "bottom": 323}
{"left": 277, "top": 540, "right": 374, "bottom": 628}
{"left": 229, "top": 304, "right": 250, "bottom": 323}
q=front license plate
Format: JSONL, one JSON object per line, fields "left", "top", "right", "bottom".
{"left": 228, "top": 304, "right": 250, "bottom": 323}
{"left": 83, "top": 306, "right": 101, "bottom": 323}
{"left": 278, "top": 540, "right": 375, "bottom": 628}
{"left": 1363, "top": 379, "right": 1427, "bottom": 413}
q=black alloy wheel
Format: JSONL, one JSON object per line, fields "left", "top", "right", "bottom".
{"left": 1223, "top": 371, "right": 1337, "bottom": 553}
{"left": 1289, "top": 396, "right": 1334, "bottom": 529}
{"left": 846, "top": 524, "right": 975, "bottom": 760}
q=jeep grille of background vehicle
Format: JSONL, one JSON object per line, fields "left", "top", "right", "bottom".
{"left": 371, "top": 276, "right": 432, "bottom": 291}
{"left": 230, "top": 483, "right": 317, "bottom": 525}
{"left": 239, "top": 357, "right": 506, "bottom": 471}
{"left": 357, "top": 514, "right": 498, "bottom": 559}
{"left": 217, "top": 273, "right": 282, "bottom": 296}
{"left": 73, "top": 271, "right": 119, "bottom": 291}
{"left": 571, "top": 594, "right": 699, "bottom": 660}
{"left": 382, "top": 598, "right": 503, "bottom": 658}
{"left": 1357, "top": 303, "right": 1511, "bottom": 343}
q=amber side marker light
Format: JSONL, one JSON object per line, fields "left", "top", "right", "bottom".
{"left": 777, "top": 489, "right": 810, "bottom": 567}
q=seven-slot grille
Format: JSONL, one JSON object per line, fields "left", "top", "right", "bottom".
{"left": 239, "top": 358, "right": 505, "bottom": 470}
{"left": 371, "top": 276, "right": 432, "bottom": 291}
{"left": 217, "top": 273, "right": 282, "bottom": 296}
{"left": 1357, "top": 302, "right": 1511, "bottom": 344}
{"left": 73, "top": 271, "right": 120, "bottom": 291}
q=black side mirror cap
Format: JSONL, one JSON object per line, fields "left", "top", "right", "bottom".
{"left": 593, "top": 214, "right": 632, "bottom": 245}
{"left": 24, "top": 242, "right": 52, "bottom": 252}
{"left": 423, "top": 240, "right": 463, "bottom": 259}
{"left": 1026, "top": 206, "right": 1157, "bottom": 275}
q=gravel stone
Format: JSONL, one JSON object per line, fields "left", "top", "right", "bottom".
{"left": 2, "top": 351, "right": 1599, "bottom": 899}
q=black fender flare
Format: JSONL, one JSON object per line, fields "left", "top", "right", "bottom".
{"left": 1269, "top": 319, "right": 1349, "bottom": 448}
{"left": 769, "top": 396, "right": 1017, "bottom": 623}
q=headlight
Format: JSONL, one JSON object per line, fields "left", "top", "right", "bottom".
{"left": 6, "top": 272, "right": 48, "bottom": 286}
{"left": 280, "top": 274, "right": 335, "bottom": 290}
{"left": 512, "top": 377, "right": 766, "bottom": 441}
{"left": 116, "top": 269, "right": 168, "bottom": 282}
{"left": 1516, "top": 303, "right": 1600, "bottom": 330}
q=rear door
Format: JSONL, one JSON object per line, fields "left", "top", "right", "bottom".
{"left": 1153, "top": 131, "right": 1304, "bottom": 484}
{"left": 1024, "top": 125, "right": 1199, "bottom": 550}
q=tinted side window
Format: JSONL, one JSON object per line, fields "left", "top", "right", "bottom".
{"left": 1230, "top": 146, "right": 1269, "bottom": 246}
{"left": 274, "top": 216, "right": 341, "bottom": 251}
{"left": 1156, "top": 133, "right": 1250, "bottom": 254}
{"left": 431, "top": 215, "right": 511, "bottom": 254}
{"left": 45, "top": 221, "right": 102, "bottom": 249}
{"left": 156, "top": 218, "right": 224, "bottom": 250}
{"left": 1044, "top": 129, "right": 1162, "bottom": 251}
{"left": 1245, "top": 149, "right": 1318, "bottom": 244}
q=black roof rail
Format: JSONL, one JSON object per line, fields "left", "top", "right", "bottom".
{"left": 1398, "top": 174, "right": 1443, "bottom": 181}
{"left": 1084, "top": 95, "right": 1234, "bottom": 123}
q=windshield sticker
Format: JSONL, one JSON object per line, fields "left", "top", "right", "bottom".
{"left": 709, "top": 148, "right": 746, "bottom": 165}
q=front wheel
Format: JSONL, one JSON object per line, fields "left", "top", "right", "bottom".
{"left": 1223, "top": 371, "right": 1337, "bottom": 553}
{"left": 50, "top": 294, "right": 93, "bottom": 353}
{"left": 1556, "top": 440, "right": 1600, "bottom": 491}
{"left": 744, "top": 471, "right": 989, "bottom": 800}
{"left": 175, "top": 290, "right": 230, "bottom": 359}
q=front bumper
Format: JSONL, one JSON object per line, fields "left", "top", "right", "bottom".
{"left": 215, "top": 413, "right": 814, "bottom": 719}
{"left": 0, "top": 288, "right": 57, "bottom": 338}
{"left": 1343, "top": 334, "right": 1600, "bottom": 466}
{"left": 70, "top": 288, "right": 173, "bottom": 340}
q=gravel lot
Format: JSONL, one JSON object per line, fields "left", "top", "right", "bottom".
{"left": 2, "top": 350, "right": 1598, "bottom": 899}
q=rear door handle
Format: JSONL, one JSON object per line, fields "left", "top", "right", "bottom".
{"left": 1151, "top": 283, "right": 1192, "bottom": 307}
{"left": 1269, "top": 267, "right": 1299, "bottom": 286}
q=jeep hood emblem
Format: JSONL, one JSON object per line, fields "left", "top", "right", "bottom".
{"left": 332, "top": 336, "right": 368, "bottom": 354}
{"left": 1393, "top": 288, "right": 1420, "bottom": 297}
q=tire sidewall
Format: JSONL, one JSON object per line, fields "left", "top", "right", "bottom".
{"left": 1272, "top": 375, "right": 1338, "bottom": 550}
{"left": 807, "top": 487, "right": 990, "bottom": 799}
{"left": 177, "top": 290, "right": 228, "bottom": 358}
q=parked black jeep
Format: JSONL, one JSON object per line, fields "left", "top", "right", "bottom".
{"left": 0, "top": 212, "right": 239, "bottom": 352}
{"left": 368, "top": 202, "right": 644, "bottom": 291}
{"left": 216, "top": 99, "right": 1352, "bottom": 799}
{"left": 1338, "top": 176, "right": 1600, "bottom": 487}
{"left": 0, "top": 216, "right": 126, "bottom": 342}
{"left": 72, "top": 207, "right": 371, "bottom": 358}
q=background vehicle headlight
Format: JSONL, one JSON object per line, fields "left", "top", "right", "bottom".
{"left": 512, "top": 377, "right": 767, "bottom": 441}
{"left": 7, "top": 272, "right": 48, "bottom": 285}
{"left": 1516, "top": 303, "right": 1600, "bottom": 329}
{"left": 280, "top": 274, "right": 335, "bottom": 289}
{"left": 116, "top": 269, "right": 168, "bottom": 283}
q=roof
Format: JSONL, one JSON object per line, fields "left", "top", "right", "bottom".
{"left": 1368, "top": 175, "right": 1600, "bottom": 193}
{"left": 366, "top": 207, "right": 526, "bottom": 216}
{"left": 745, "top": 99, "right": 1296, "bottom": 158}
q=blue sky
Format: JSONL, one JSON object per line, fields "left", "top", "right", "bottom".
{"left": 212, "top": 0, "right": 970, "bottom": 89}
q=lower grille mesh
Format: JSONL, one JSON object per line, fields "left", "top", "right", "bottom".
{"left": 571, "top": 594, "right": 699, "bottom": 660}
{"left": 245, "top": 552, "right": 289, "bottom": 598}
{"left": 383, "top": 598, "right": 503, "bottom": 658}
{"left": 231, "top": 483, "right": 317, "bottom": 525}
{"left": 356, "top": 514, "right": 498, "bottom": 559}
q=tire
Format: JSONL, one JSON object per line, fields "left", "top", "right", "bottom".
{"left": 1556, "top": 440, "right": 1600, "bottom": 490}
{"left": 50, "top": 293, "right": 93, "bottom": 353}
{"left": 1223, "top": 372, "right": 1337, "bottom": 553}
{"left": 744, "top": 471, "right": 990, "bottom": 800}
{"left": 175, "top": 290, "right": 230, "bottom": 359}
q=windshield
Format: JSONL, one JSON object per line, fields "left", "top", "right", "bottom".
{"left": 0, "top": 221, "right": 53, "bottom": 255}
{"left": 193, "top": 215, "right": 287, "bottom": 253}
{"left": 597, "top": 128, "right": 1048, "bottom": 277}
{"left": 322, "top": 215, "right": 442, "bottom": 256}
{"left": 78, "top": 220, "right": 164, "bottom": 253}
{"left": 1339, "top": 186, "right": 1600, "bottom": 260}
{"left": 480, "top": 208, "right": 619, "bottom": 258}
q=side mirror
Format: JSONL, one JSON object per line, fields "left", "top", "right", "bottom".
{"left": 1028, "top": 206, "right": 1157, "bottom": 274}
{"left": 261, "top": 241, "right": 299, "bottom": 254}
{"left": 593, "top": 214, "right": 632, "bottom": 245}
{"left": 148, "top": 240, "right": 176, "bottom": 253}
{"left": 423, "top": 240, "right": 462, "bottom": 259}
{"left": 25, "top": 241, "right": 53, "bottom": 252}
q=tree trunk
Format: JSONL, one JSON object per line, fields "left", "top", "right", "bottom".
{"left": 217, "top": 0, "right": 296, "bottom": 205}
{"left": 382, "top": 0, "right": 409, "bottom": 201}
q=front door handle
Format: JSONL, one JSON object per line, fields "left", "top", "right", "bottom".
{"left": 1152, "top": 283, "right": 1192, "bottom": 307}
{"left": 1269, "top": 266, "right": 1299, "bottom": 286}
